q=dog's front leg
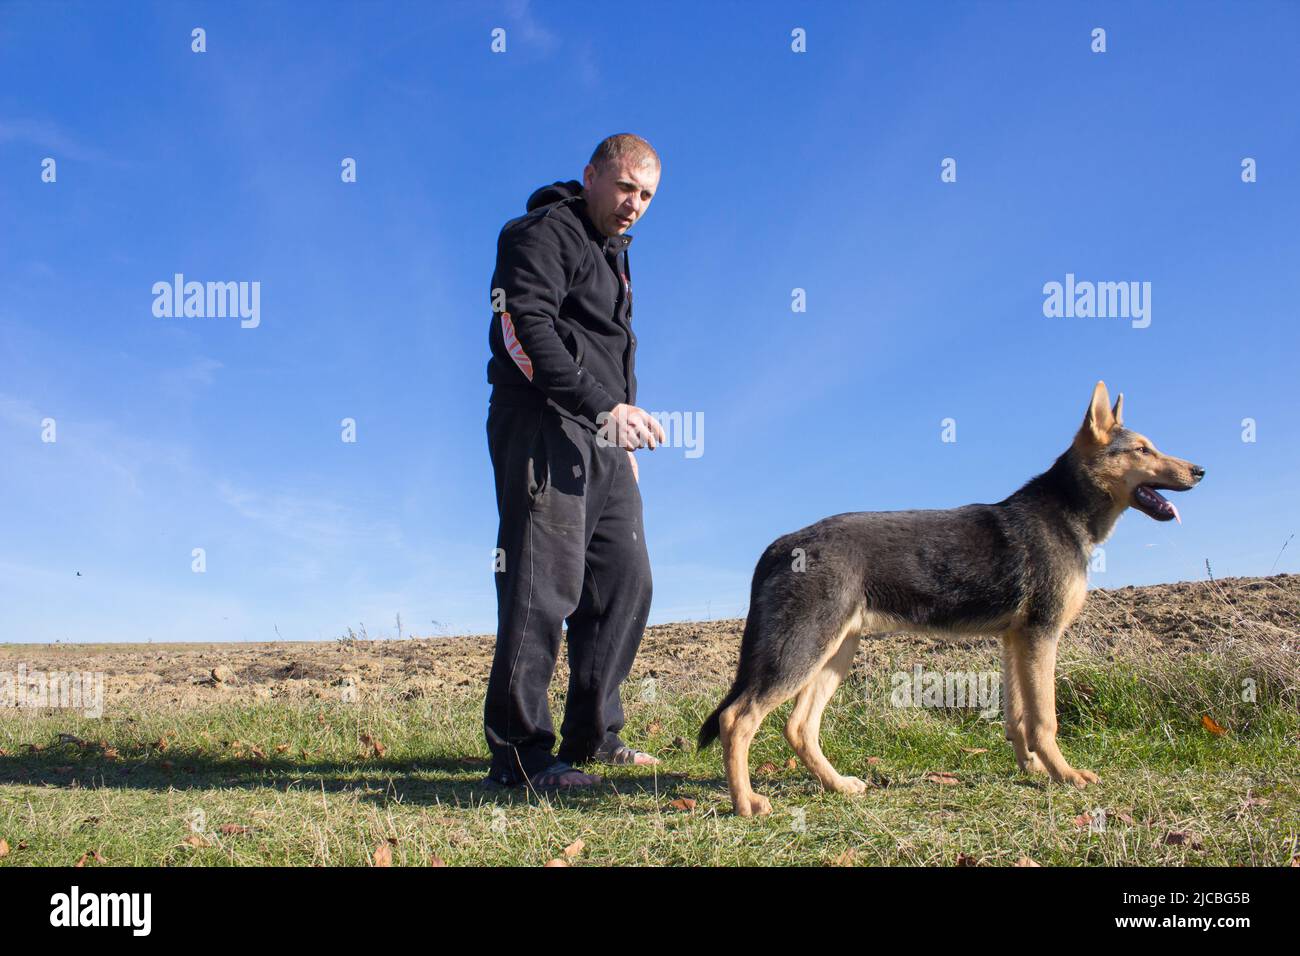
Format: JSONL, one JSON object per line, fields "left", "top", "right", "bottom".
{"left": 1008, "top": 628, "right": 1099, "bottom": 789}
{"left": 1000, "top": 633, "right": 1045, "bottom": 775}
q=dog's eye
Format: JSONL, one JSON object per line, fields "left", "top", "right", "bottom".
{"left": 1137, "top": 446, "right": 1150, "bottom": 455}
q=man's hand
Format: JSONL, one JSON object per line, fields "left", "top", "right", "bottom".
{"left": 627, "top": 450, "right": 639, "bottom": 483}
{"left": 601, "top": 404, "right": 666, "bottom": 451}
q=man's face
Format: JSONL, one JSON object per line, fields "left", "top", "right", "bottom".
{"left": 582, "top": 157, "right": 659, "bottom": 237}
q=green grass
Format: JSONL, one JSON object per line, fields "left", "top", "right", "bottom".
{"left": 1, "top": 651, "right": 1296, "bottom": 866}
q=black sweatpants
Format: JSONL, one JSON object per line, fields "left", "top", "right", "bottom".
{"left": 484, "top": 402, "right": 653, "bottom": 784}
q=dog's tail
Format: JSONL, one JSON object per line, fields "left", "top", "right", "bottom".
{"left": 698, "top": 549, "right": 779, "bottom": 750}
{"left": 697, "top": 685, "right": 741, "bottom": 751}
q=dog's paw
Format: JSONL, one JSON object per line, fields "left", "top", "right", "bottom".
{"left": 1056, "top": 767, "right": 1099, "bottom": 789}
{"left": 1019, "top": 752, "right": 1047, "bottom": 776}
{"left": 829, "top": 775, "right": 869, "bottom": 795}
{"left": 734, "top": 793, "right": 773, "bottom": 817}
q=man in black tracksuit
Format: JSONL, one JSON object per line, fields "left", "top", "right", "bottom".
{"left": 484, "top": 135, "right": 665, "bottom": 789}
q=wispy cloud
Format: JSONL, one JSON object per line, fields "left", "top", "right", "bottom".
{"left": 158, "top": 357, "right": 224, "bottom": 401}
{"left": 0, "top": 117, "right": 107, "bottom": 163}
{"left": 215, "top": 480, "right": 403, "bottom": 553}
{"left": 503, "top": 0, "right": 558, "bottom": 55}
{"left": 575, "top": 39, "right": 601, "bottom": 89}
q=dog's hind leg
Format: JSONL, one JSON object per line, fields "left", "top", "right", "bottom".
{"left": 720, "top": 691, "right": 785, "bottom": 817}
{"left": 1010, "top": 628, "right": 1099, "bottom": 789}
{"left": 1000, "top": 633, "right": 1045, "bottom": 775}
{"left": 720, "top": 608, "right": 861, "bottom": 816}
{"left": 784, "top": 629, "right": 866, "bottom": 794}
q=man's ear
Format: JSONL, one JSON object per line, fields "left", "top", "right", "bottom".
{"left": 1081, "top": 381, "right": 1115, "bottom": 444}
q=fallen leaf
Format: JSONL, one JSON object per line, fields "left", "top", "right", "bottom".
{"left": 757, "top": 762, "right": 779, "bottom": 775}
{"left": 667, "top": 798, "right": 696, "bottom": 812}
{"left": 924, "top": 772, "right": 960, "bottom": 786}
{"left": 543, "top": 858, "right": 568, "bottom": 867}
{"left": 1162, "top": 830, "right": 1201, "bottom": 848}
{"left": 562, "top": 839, "right": 585, "bottom": 858}
{"left": 831, "top": 849, "right": 856, "bottom": 866}
{"left": 1201, "top": 715, "right": 1227, "bottom": 736}
{"left": 960, "top": 747, "right": 988, "bottom": 755}
{"left": 1014, "top": 856, "right": 1041, "bottom": 867}
{"left": 275, "top": 744, "right": 290, "bottom": 753}
{"left": 154, "top": 737, "right": 170, "bottom": 752}
{"left": 866, "top": 756, "right": 881, "bottom": 765}
{"left": 1115, "top": 811, "right": 1135, "bottom": 825}
{"left": 429, "top": 855, "right": 447, "bottom": 867}
{"left": 1073, "top": 812, "right": 1093, "bottom": 829}
{"left": 955, "top": 852, "right": 979, "bottom": 866}
{"left": 218, "top": 823, "right": 251, "bottom": 835}
{"left": 0, "top": 839, "right": 8, "bottom": 858}
{"left": 785, "top": 757, "right": 798, "bottom": 770}
{"left": 182, "top": 834, "right": 209, "bottom": 848}
{"left": 373, "top": 843, "right": 392, "bottom": 867}
{"left": 646, "top": 721, "right": 662, "bottom": 735}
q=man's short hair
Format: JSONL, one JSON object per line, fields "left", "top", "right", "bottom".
{"left": 589, "top": 134, "right": 660, "bottom": 174}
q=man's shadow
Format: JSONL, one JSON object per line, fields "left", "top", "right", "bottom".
{"left": 0, "top": 749, "right": 722, "bottom": 810}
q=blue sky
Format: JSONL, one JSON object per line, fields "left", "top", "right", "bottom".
{"left": 2, "top": 1, "right": 1297, "bottom": 643}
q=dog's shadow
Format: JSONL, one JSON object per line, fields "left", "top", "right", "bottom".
{"left": 0, "top": 750, "right": 1047, "bottom": 813}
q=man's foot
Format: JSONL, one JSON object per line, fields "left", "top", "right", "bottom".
{"left": 593, "top": 741, "right": 660, "bottom": 766}
{"left": 529, "top": 761, "right": 603, "bottom": 790}
{"left": 482, "top": 760, "right": 602, "bottom": 791}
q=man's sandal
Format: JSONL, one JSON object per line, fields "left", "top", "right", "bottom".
{"left": 594, "top": 743, "right": 660, "bottom": 766}
{"left": 531, "top": 761, "right": 603, "bottom": 789}
{"left": 483, "top": 760, "right": 602, "bottom": 791}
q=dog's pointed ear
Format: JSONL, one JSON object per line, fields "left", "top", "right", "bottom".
{"left": 1080, "top": 381, "right": 1115, "bottom": 444}
{"left": 1111, "top": 392, "right": 1124, "bottom": 427}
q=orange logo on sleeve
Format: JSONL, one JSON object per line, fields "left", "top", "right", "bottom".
{"left": 501, "top": 312, "right": 534, "bottom": 381}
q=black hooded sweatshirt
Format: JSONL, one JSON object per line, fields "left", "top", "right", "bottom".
{"left": 486, "top": 180, "right": 637, "bottom": 433}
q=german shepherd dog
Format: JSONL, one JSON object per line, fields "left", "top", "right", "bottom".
{"left": 699, "top": 382, "right": 1204, "bottom": 816}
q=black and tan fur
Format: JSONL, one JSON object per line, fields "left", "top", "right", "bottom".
{"left": 699, "top": 382, "right": 1204, "bottom": 816}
